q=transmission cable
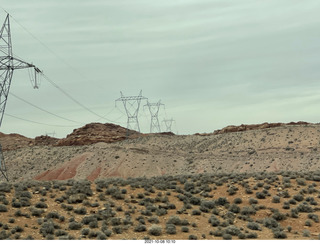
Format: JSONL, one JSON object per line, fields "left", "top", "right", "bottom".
{"left": 2, "top": 9, "right": 126, "bottom": 126}
{"left": 5, "top": 113, "right": 78, "bottom": 128}
{"left": 10, "top": 92, "right": 83, "bottom": 125}
{"left": 42, "top": 74, "right": 122, "bottom": 124}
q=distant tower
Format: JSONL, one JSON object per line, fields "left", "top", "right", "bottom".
{"left": 162, "top": 118, "right": 175, "bottom": 132}
{"left": 0, "top": 14, "right": 42, "bottom": 181}
{"left": 115, "top": 90, "right": 147, "bottom": 135}
{"left": 144, "top": 100, "right": 164, "bottom": 133}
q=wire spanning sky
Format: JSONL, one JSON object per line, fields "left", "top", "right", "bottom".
{"left": 1, "top": 1, "right": 320, "bottom": 138}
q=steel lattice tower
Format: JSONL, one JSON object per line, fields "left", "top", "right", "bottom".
{"left": 162, "top": 118, "right": 175, "bottom": 132}
{"left": 0, "top": 14, "right": 42, "bottom": 181}
{"left": 144, "top": 100, "right": 164, "bottom": 133}
{"left": 115, "top": 90, "right": 147, "bottom": 135}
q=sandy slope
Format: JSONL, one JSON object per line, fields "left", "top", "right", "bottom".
{"left": 2, "top": 123, "right": 320, "bottom": 182}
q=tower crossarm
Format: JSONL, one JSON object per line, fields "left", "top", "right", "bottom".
{"left": 0, "top": 56, "right": 41, "bottom": 71}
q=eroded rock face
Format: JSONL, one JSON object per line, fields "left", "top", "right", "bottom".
{"left": 213, "top": 121, "right": 310, "bottom": 135}
{"left": 34, "top": 135, "right": 59, "bottom": 146}
{"left": 57, "top": 123, "right": 141, "bottom": 146}
{"left": 0, "top": 132, "right": 34, "bottom": 151}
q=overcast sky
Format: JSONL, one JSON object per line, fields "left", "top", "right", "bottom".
{"left": 0, "top": 0, "right": 320, "bottom": 138}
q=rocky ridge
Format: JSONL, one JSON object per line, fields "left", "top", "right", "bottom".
{"left": 1, "top": 121, "right": 320, "bottom": 182}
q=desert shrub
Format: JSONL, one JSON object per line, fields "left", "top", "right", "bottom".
{"left": 11, "top": 201, "right": 22, "bottom": 208}
{"left": 88, "top": 230, "right": 98, "bottom": 238}
{"left": 40, "top": 220, "right": 55, "bottom": 237}
{"left": 74, "top": 207, "right": 87, "bottom": 215}
{"left": 234, "top": 198, "right": 242, "bottom": 204}
{"left": 201, "top": 200, "right": 215, "bottom": 209}
{"left": 97, "top": 232, "right": 106, "bottom": 240}
{"left": 166, "top": 224, "right": 176, "bottom": 234}
{"left": 148, "top": 217, "right": 159, "bottom": 224}
{"left": 256, "top": 192, "right": 266, "bottom": 199}
{"left": 0, "top": 183, "right": 12, "bottom": 193}
{"left": 272, "top": 210, "right": 287, "bottom": 221}
{"left": 247, "top": 222, "right": 262, "bottom": 231}
{"left": 211, "top": 228, "right": 223, "bottom": 237}
{"left": 81, "top": 228, "right": 90, "bottom": 236}
{"left": 30, "top": 207, "right": 44, "bottom": 217}
{"left": 289, "top": 199, "right": 297, "bottom": 205}
{"left": 308, "top": 213, "right": 319, "bottom": 223}
{"left": 12, "top": 226, "right": 23, "bottom": 233}
{"left": 110, "top": 217, "right": 121, "bottom": 226}
{"left": 188, "top": 235, "right": 198, "bottom": 240}
{"left": 302, "top": 229, "right": 310, "bottom": 237}
{"left": 89, "top": 221, "right": 98, "bottom": 229}
{"left": 222, "top": 233, "right": 232, "bottom": 240}
{"left": 166, "top": 216, "right": 181, "bottom": 225}
{"left": 305, "top": 220, "right": 312, "bottom": 226}
{"left": 181, "top": 226, "right": 189, "bottom": 232}
{"left": 216, "top": 197, "right": 229, "bottom": 206}
{"left": 245, "top": 187, "right": 253, "bottom": 194}
{"left": 227, "top": 186, "right": 238, "bottom": 196}
{"left": 101, "top": 226, "right": 112, "bottom": 237}
{"left": 68, "top": 221, "right": 82, "bottom": 230}
{"left": 184, "top": 182, "right": 195, "bottom": 192}
{"left": 0, "top": 204, "right": 8, "bottom": 212}
{"left": 297, "top": 202, "right": 313, "bottom": 213}
{"left": 67, "top": 180, "right": 92, "bottom": 196}
{"left": 238, "top": 232, "right": 246, "bottom": 239}
{"left": 82, "top": 215, "right": 97, "bottom": 225}
{"left": 134, "top": 225, "right": 147, "bottom": 232}
{"left": 55, "top": 230, "right": 67, "bottom": 237}
{"left": 249, "top": 198, "right": 258, "bottom": 204}
{"left": 246, "top": 232, "right": 258, "bottom": 239}
{"left": 35, "top": 202, "right": 48, "bottom": 209}
{"left": 191, "top": 209, "right": 201, "bottom": 215}
{"left": 263, "top": 218, "right": 279, "bottom": 229}
{"left": 112, "top": 226, "right": 122, "bottom": 234}
{"left": 296, "top": 178, "right": 306, "bottom": 186}
{"left": 0, "top": 230, "right": 10, "bottom": 240}
{"left": 225, "top": 225, "right": 241, "bottom": 236}
{"left": 46, "top": 211, "right": 60, "bottom": 219}
{"left": 229, "top": 204, "right": 240, "bottom": 214}
{"left": 156, "top": 208, "right": 167, "bottom": 216}
{"left": 272, "top": 196, "right": 281, "bottom": 203}
{"left": 240, "top": 206, "right": 256, "bottom": 216}
{"left": 293, "top": 194, "right": 304, "bottom": 202}
{"left": 208, "top": 215, "right": 220, "bottom": 227}
{"left": 148, "top": 225, "right": 162, "bottom": 236}
{"left": 189, "top": 196, "right": 201, "bottom": 205}
{"left": 9, "top": 218, "right": 15, "bottom": 223}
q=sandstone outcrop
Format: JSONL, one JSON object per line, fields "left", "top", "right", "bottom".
{"left": 57, "top": 123, "right": 141, "bottom": 146}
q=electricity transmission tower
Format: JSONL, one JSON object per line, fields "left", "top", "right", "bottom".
{"left": 162, "top": 118, "right": 175, "bottom": 132}
{"left": 115, "top": 90, "right": 147, "bottom": 135}
{"left": 144, "top": 100, "right": 164, "bottom": 133}
{"left": 0, "top": 14, "right": 42, "bottom": 181}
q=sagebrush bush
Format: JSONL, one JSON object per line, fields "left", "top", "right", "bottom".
{"left": 181, "top": 226, "right": 189, "bottom": 232}
{"left": 40, "top": 220, "right": 55, "bottom": 237}
{"left": 0, "top": 204, "right": 8, "bottom": 212}
{"left": 68, "top": 221, "right": 82, "bottom": 230}
{"left": 247, "top": 222, "right": 262, "bottom": 231}
{"left": 148, "top": 225, "right": 162, "bottom": 236}
{"left": 188, "top": 234, "right": 198, "bottom": 240}
{"left": 165, "top": 224, "right": 176, "bottom": 234}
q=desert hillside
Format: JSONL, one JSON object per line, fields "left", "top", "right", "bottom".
{"left": 1, "top": 122, "right": 320, "bottom": 240}
{"left": 0, "top": 121, "right": 320, "bottom": 182}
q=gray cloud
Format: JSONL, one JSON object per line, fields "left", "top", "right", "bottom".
{"left": 1, "top": 0, "right": 320, "bottom": 137}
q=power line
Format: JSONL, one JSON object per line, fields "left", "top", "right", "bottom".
{"left": 42, "top": 74, "right": 122, "bottom": 124}
{"left": 4, "top": 113, "right": 78, "bottom": 127}
{"left": 9, "top": 92, "right": 83, "bottom": 124}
